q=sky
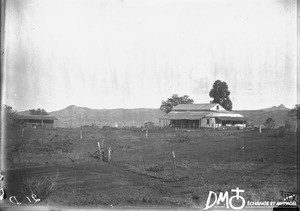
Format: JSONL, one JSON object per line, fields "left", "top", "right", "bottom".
{"left": 2, "top": 0, "right": 297, "bottom": 112}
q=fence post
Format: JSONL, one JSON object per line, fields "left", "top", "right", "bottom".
{"left": 80, "top": 129, "right": 83, "bottom": 139}
{"left": 259, "top": 125, "right": 262, "bottom": 134}
{"left": 21, "top": 128, "right": 25, "bottom": 140}
{"left": 142, "top": 158, "right": 147, "bottom": 174}
{"left": 108, "top": 147, "right": 112, "bottom": 162}
{"left": 98, "top": 142, "right": 103, "bottom": 161}
{"left": 101, "top": 139, "right": 105, "bottom": 148}
{"left": 172, "top": 151, "right": 176, "bottom": 180}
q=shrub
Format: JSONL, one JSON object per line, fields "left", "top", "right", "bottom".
{"left": 277, "top": 127, "right": 287, "bottom": 137}
{"left": 1, "top": 105, "right": 19, "bottom": 128}
{"left": 22, "top": 169, "right": 59, "bottom": 201}
{"left": 284, "top": 120, "right": 293, "bottom": 131}
{"left": 18, "top": 136, "right": 73, "bottom": 154}
{"left": 146, "top": 164, "right": 164, "bottom": 172}
{"left": 144, "top": 122, "right": 155, "bottom": 129}
{"left": 175, "top": 132, "right": 190, "bottom": 143}
{"left": 265, "top": 118, "right": 276, "bottom": 129}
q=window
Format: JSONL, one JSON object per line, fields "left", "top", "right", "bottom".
{"left": 216, "top": 105, "right": 219, "bottom": 110}
{"left": 207, "top": 119, "right": 210, "bottom": 125}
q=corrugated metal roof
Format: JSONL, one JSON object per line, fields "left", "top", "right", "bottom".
{"left": 162, "top": 111, "right": 211, "bottom": 120}
{"left": 215, "top": 117, "right": 251, "bottom": 121}
{"left": 172, "top": 103, "right": 218, "bottom": 111}
{"left": 15, "top": 115, "right": 57, "bottom": 120}
{"left": 206, "top": 112, "right": 244, "bottom": 117}
{"left": 161, "top": 110, "right": 251, "bottom": 121}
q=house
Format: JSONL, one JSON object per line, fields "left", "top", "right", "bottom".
{"left": 15, "top": 114, "right": 57, "bottom": 128}
{"left": 159, "top": 103, "right": 250, "bottom": 129}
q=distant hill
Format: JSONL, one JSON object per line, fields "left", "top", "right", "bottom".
{"left": 260, "top": 104, "right": 289, "bottom": 112}
{"left": 49, "top": 105, "right": 164, "bottom": 128}
{"left": 16, "top": 104, "right": 290, "bottom": 128}
{"left": 235, "top": 104, "right": 290, "bottom": 126}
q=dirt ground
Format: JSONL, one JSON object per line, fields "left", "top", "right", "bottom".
{"left": 1, "top": 127, "right": 297, "bottom": 209}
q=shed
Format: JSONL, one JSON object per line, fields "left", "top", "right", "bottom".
{"left": 15, "top": 115, "right": 57, "bottom": 128}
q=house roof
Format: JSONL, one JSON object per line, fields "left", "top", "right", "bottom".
{"left": 172, "top": 103, "right": 219, "bottom": 111}
{"left": 162, "top": 113, "right": 251, "bottom": 121}
{"left": 215, "top": 116, "right": 252, "bottom": 121}
{"left": 162, "top": 111, "right": 211, "bottom": 120}
{"left": 15, "top": 115, "right": 57, "bottom": 120}
{"left": 161, "top": 103, "right": 251, "bottom": 121}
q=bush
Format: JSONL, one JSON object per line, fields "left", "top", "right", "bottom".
{"left": 175, "top": 132, "right": 190, "bottom": 143}
{"left": 22, "top": 169, "right": 59, "bottom": 201}
{"left": 146, "top": 164, "right": 164, "bottom": 172}
{"left": 19, "top": 136, "right": 73, "bottom": 154}
{"left": 284, "top": 120, "right": 293, "bottom": 131}
{"left": 144, "top": 122, "right": 155, "bottom": 129}
{"left": 265, "top": 118, "right": 275, "bottom": 129}
{"left": 1, "top": 105, "right": 20, "bottom": 129}
{"left": 277, "top": 127, "right": 287, "bottom": 137}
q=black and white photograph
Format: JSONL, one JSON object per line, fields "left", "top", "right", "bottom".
{"left": 0, "top": 0, "right": 298, "bottom": 210}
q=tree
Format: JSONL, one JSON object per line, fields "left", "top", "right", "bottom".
{"left": 288, "top": 104, "right": 300, "bottom": 119}
{"left": 287, "top": 104, "right": 300, "bottom": 132}
{"left": 29, "top": 108, "right": 48, "bottom": 115}
{"left": 209, "top": 80, "right": 233, "bottom": 111}
{"left": 160, "top": 94, "right": 194, "bottom": 114}
{"left": 1, "top": 105, "right": 18, "bottom": 128}
{"left": 265, "top": 118, "right": 275, "bottom": 129}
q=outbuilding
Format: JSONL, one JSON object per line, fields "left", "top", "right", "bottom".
{"left": 15, "top": 114, "right": 57, "bottom": 128}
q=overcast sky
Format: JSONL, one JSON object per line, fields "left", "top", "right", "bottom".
{"left": 2, "top": 0, "right": 297, "bottom": 111}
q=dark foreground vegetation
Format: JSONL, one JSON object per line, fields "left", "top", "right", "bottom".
{"left": 2, "top": 127, "right": 297, "bottom": 209}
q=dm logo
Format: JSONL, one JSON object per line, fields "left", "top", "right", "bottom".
{"left": 204, "top": 188, "right": 246, "bottom": 210}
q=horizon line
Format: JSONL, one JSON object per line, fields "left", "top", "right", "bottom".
{"left": 13, "top": 103, "right": 293, "bottom": 113}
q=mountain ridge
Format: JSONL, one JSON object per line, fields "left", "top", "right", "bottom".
{"left": 17, "top": 104, "right": 291, "bottom": 128}
{"left": 49, "top": 105, "right": 164, "bottom": 128}
{"left": 259, "top": 104, "right": 289, "bottom": 111}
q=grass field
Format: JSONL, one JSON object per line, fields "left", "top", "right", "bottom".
{"left": 2, "top": 127, "right": 297, "bottom": 209}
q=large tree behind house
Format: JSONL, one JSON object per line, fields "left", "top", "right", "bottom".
{"left": 209, "top": 80, "right": 233, "bottom": 111}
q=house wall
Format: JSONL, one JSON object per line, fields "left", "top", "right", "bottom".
{"left": 171, "top": 120, "right": 200, "bottom": 129}
{"left": 236, "top": 124, "right": 246, "bottom": 128}
{"left": 220, "top": 120, "right": 246, "bottom": 128}
{"left": 200, "top": 117, "right": 216, "bottom": 128}
{"left": 210, "top": 104, "right": 226, "bottom": 111}
{"left": 168, "top": 118, "right": 246, "bottom": 129}
{"left": 159, "top": 118, "right": 171, "bottom": 127}
{"left": 20, "top": 119, "right": 55, "bottom": 128}
{"left": 199, "top": 118, "right": 247, "bottom": 128}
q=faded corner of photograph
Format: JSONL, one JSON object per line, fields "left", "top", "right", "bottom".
{"left": 0, "top": 0, "right": 298, "bottom": 210}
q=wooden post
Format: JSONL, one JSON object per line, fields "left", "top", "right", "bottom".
{"left": 75, "top": 170, "right": 77, "bottom": 192}
{"left": 101, "top": 139, "right": 105, "bottom": 148}
{"left": 108, "top": 147, "right": 112, "bottom": 162}
{"left": 41, "top": 119, "right": 44, "bottom": 128}
{"left": 80, "top": 129, "right": 83, "bottom": 139}
{"left": 171, "top": 151, "right": 176, "bottom": 180}
{"left": 21, "top": 128, "right": 25, "bottom": 140}
{"left": 98, "top": 142, "right": 103, "bottom": 161}
{"left": 145, "top": 129, "right": 148, "bottom": 138}
{"left": 259, "top": 125, "right": 262, "bottom": 133}
{"left": 142, "top": 158, "right": 147, "bottom": 173}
